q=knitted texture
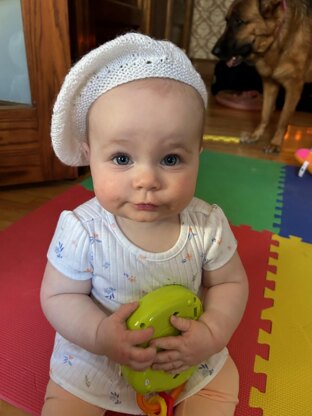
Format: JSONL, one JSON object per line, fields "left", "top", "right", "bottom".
{"left": 51, "top": 32, "right": 208, "bottom": 166}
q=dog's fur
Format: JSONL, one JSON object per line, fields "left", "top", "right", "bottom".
{"left": 212, "top": 0, "right": 312, "bottom": 152}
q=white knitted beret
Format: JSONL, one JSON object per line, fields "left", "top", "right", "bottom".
{"left": 51, "top": 32, "right": 208, "bottom": 166}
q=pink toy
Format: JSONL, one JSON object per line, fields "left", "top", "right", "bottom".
{"left": 295, "top": 148, "right": 312, "bottom": 177}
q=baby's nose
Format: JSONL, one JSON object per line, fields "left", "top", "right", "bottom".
{"left": 132, "top": 166, "right": 161, "bottom": 190}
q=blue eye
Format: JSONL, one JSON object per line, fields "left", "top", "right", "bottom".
{"left": 162, "top": 154, "right": 180, "bottom": 166}
{"left": 112, "top": 154, "right": 131, "bottom": 165}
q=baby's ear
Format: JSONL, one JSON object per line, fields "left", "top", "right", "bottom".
{"left": 81, "top": 142, "right": 90, "bottom": 162}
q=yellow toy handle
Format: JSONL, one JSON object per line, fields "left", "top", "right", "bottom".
{"left": 148, "top": 396, "right": 167, "bottom": 416}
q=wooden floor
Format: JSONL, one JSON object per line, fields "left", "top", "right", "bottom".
{"left": 204, "top": 94, "right": 312, "bottom": 166}
{"left": 0, "top": 77, "right": 311, "bottom": 416}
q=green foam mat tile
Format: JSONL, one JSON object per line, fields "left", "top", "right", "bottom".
{"left": 80, "top": 176, "right": 94, "bottom": 191}
{"left": 195, "top": 151, "right": 285, "bottom": 232}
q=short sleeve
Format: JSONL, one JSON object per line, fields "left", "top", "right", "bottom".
{"left": 47, "top": 211, "right": 93, "bottom": 280}
{"left": 202, "top": 205, "right": 237, "bottom": 271}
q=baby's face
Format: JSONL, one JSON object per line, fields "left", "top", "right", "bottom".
{"left": 86, "top": 78, "right": 204, "bottom": 223}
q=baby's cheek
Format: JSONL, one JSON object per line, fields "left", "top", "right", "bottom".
{"left": 175, "top": 175, "right": 196, "bottom": 197}
{"left": 93, "top": 181, "right": 120, "bottom": 204}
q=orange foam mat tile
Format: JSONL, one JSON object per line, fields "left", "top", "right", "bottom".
{"left": 250, "top": 235, "right": 312, "bottom": 415}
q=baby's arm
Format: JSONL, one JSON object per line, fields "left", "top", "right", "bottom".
{"left": 151, "top": 251, "right": 248, "bottom": 373}
{"left": 200, "top": 250, "right": 248, "bottom": 350}
{"left": 40, "top": 261, "right": 156, "bottom": 370}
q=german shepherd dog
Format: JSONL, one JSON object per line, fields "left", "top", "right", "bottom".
{"left": 212, "top": 0, "right": 312, "bottom": 152}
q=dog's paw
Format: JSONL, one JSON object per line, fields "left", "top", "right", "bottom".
{"left": 240, "top": 132, "right": 260, "bottom": 144}
{"left": 263, "top": 143, "right": 280, "bottom": 153}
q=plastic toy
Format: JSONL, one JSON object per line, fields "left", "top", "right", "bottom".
{"left": 295, "top": 148, "right": 312, "bottom": 177}
{"left": 122, "top": 285, "right": 203, "bottom": 415}
{"left": 136, "top": 383, "right": 184, "bottom": 416}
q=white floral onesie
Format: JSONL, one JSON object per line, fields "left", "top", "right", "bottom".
{"left": 47, "top": 196, "right": 237, "bottom": 414}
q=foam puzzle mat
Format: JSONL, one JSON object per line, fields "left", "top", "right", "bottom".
{"left": 1, "top": 149, "right": 311, "bottom": 416}
{"left": 250, "top": 235, "right": 312, "bottom": 416}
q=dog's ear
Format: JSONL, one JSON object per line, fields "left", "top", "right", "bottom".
{"left": 259, "top": 0, "right": 283, "bottom": 17}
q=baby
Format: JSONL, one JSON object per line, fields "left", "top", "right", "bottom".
{"left": 40, "top": 32, "right": 248, "bottom": 416}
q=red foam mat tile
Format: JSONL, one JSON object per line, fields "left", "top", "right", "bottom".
{"left": 230, "top": 225, "right": 274, "bottom": 416}
{"left": 0, "top": 185, "right": 93, "bottom": 415}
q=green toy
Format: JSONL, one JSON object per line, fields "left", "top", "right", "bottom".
{"left": 122, "top": 285, "right": 203, "bottom": 394}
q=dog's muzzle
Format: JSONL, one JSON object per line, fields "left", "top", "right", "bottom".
{"left": 212, "top": 37, "right": 253, "bottom": 67}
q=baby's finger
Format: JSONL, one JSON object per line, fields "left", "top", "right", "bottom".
{"left": 128, "top": 345, "right": 156, "bottom": 370}
{"left": 114, "top": 302, "right": 139, "bottom": 323}
{"left": 152, "top": 360, "right": 184, "bottom": 372}
{"left": 128, "top": 326, "right": 154, "bottom": 346}
{"left": 170, "top": 315, "right": 192, "bottom": 332}
{"left": 153, "top": 349, "right": 179, "bottom": 364}
{"left": 151, "top": 335, "right": 180, "bottom": 351}
{"left": 128, "top": 359, "right": 153, "bottom": 372}
{"left": 130, "top": 344, "right": 156, "bottom": 362}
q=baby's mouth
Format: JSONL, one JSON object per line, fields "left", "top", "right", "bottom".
{"left": 135, "top": 203, "right": 158, "bottom": 211}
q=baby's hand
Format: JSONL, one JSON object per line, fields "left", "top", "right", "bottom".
{"left": 150, "top": 315, "right": 216, "bottom": 374}
{"left": 96, "top": 302, "right": 156, "bottom": 371}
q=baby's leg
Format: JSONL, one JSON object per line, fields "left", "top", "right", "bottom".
{"left": 174, "top": 356, "right": 239, "bottom": 416}
{"left": 42, "top": 379, "right": 106, "bottom": 416}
